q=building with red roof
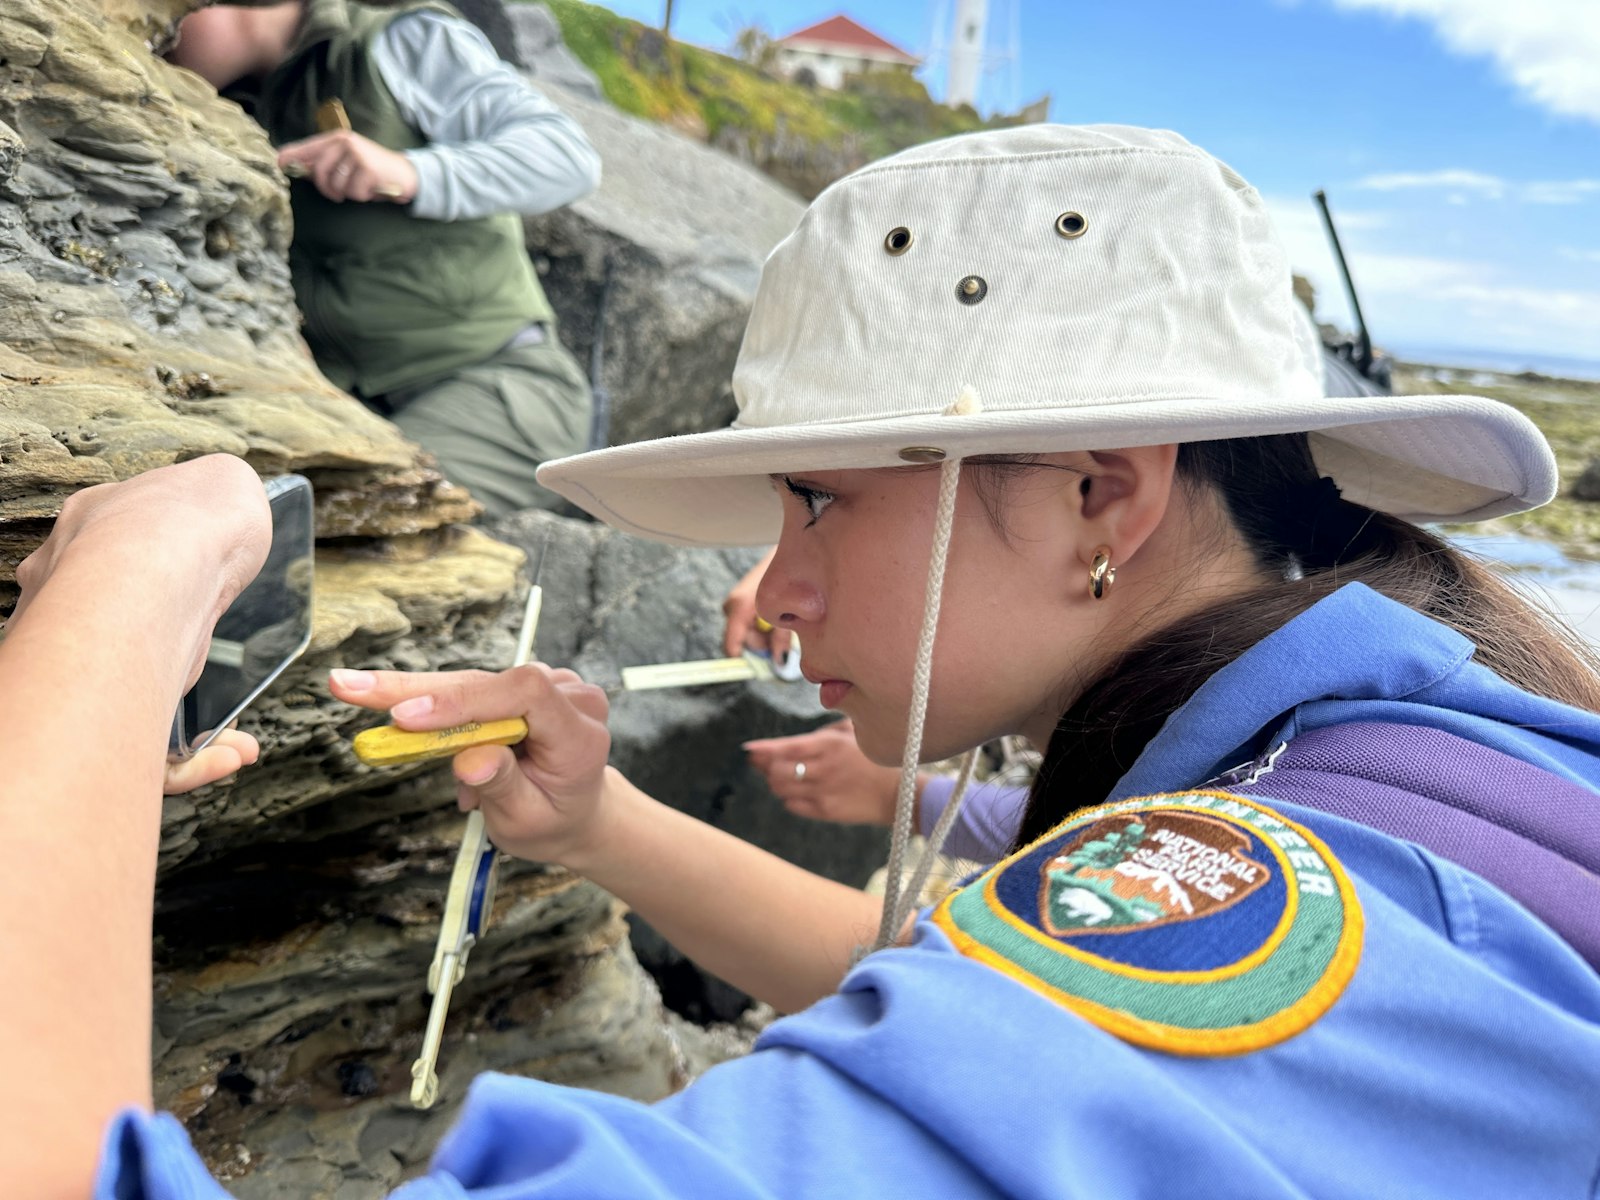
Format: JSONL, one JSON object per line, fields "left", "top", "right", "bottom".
{"left": 774, "top": 15, "right": 919, "bottom": 90}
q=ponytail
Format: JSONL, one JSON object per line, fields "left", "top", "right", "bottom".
{"left": 1009, "top": 433, "right": 1600, "bottom": 849}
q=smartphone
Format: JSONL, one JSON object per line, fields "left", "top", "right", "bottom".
{"left": 168, "top": 474, "right": 315, "bottom": 759}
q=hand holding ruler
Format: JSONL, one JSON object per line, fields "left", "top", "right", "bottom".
{"left": 394, "top": 577, "right": 542, "bottom": 1110}
{"left": 354, "top": 644, "right": 802, "bottom": 769}
{"left": 349, "top": 573, "right": 798, "bottom": 1108}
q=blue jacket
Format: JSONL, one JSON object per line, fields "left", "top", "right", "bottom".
{"left": 98, "top": 584, "right": 1600, "bottom": 1198}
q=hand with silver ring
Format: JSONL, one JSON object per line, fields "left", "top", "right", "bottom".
{"left": 744, "top": 719, "right": 911, "bottom": 826}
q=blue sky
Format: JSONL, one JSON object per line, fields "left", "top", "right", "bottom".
{"left": 593, "top": 0, "right": 1600, "bottom": 366}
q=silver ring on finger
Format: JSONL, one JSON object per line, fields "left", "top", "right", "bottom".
{"left": 334, "top": 162, "right": 353, "bottom": 177}
{"left": 794, "top": 761, "right": 806, "bottom": 780}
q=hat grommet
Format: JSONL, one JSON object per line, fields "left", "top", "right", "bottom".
{"left": 884, "top": 226, "right": 913, "bottom": 255}
{"left": 898, "top": 446, "right": 947, "bottom": 464}
{"left": 956, "top": 275, "right": 987, "bottom": 305}
{"left": 1055, "top": 211, "right": 1088, "bottom": 239}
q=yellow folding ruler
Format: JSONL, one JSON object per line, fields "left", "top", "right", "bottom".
{"left": 354, "top": 643, "right": 802, "bottom": 769}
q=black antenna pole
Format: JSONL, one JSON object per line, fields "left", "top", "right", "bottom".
{"left": 1313, "top": 189, "right": 1373, "bottom": 374}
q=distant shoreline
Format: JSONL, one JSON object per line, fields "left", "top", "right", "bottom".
{"left": 1398, "top": 361, "right": 1600, "bottom": 392}
{"left": 1391, "top": 359, "right": 1599, "bottom": 564}
{"left": 1390, "top": 346, "right": 1600, "bottom": 384}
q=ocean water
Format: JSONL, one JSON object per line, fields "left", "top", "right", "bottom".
{"left": 1392, "top": 344, "right": 1600, "bottom": 383}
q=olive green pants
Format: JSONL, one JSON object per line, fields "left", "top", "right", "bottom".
{"left": 378, "top": 333, "right": 593, "bottom": 521}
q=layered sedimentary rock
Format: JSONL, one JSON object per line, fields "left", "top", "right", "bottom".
{"left": 0, "top": 3, "right": 849, "bottom": 1194}
{"left": 0, "top": 0, "right": 479, "bottom": 611}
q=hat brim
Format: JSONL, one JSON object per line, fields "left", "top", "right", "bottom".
{"left": 537, "top": 392, "right": 1557, "bottom": 547}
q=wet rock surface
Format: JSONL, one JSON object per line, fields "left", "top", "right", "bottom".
{"left": 156, "top": 824, "right": 681, "bottom": 1197}
{"left": 506, "top": 2, "right": 605, "bottom": 101}
{"left": 1573, "top": 458, "right": 1600, "bottom": 502}
{"left": 522, "top": 83, "right": 806, "bottom": 446}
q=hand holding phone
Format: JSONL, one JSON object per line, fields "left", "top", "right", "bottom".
{"left": 169, "top": 474, "right": 315, "bottom": 759}
{"left": 163, "top": 727, "right": 261, "bottom": 795}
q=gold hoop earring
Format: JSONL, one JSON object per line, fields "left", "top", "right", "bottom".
{"left": 1088, "top": 547, "right": 1116, "bottom": 601}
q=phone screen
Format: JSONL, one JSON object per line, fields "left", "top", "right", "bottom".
{"left": 170, "top": 474, "right": 315, "bottom": 757}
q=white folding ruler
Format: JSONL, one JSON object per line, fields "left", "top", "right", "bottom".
{"left": 621, "top": 639, "right": 802, "bottom": 691}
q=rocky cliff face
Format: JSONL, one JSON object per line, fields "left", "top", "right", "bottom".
{"left": 521, "top": 81, "right": 807, "bottom": 447}
{"left": 0, "top": 3, "right": 865, "bottom": 1194}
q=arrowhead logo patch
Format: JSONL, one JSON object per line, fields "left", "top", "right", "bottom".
{"left": 934, "top": 791, "right": 1364, "bottom": 1055}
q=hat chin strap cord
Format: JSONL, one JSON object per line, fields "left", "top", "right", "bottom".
{"left": 870, "top": 454, "right": 979, "bottom": 953}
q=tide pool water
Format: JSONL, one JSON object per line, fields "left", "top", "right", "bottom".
{"left": 1452, "top": 531, "right": 1600, "bottom": 648}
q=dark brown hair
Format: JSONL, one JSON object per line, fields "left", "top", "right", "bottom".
{"left": 1002, "top": 433, "right": 1600, "bottom": 849}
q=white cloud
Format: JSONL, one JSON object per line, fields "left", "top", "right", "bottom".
{"left": 1352, "top": 169, "right": 1600, "bottom": 205}
{"left": 1343, "top": 253, "right": 1485, "bottom": 294}
{"left": 1356, "top": 169, "right": 1506, "bottom": 197}
{"left": 1560, "top": 246, "right": 1600, "bottom": 264}
{"left": 1261, "top": 193, "right": 1600, "bottom": 358}
{"left": 1325, "top": 0, "right": 1600, "bottom": 123}
{"left": 1262, "top": 194, "right": 1397, "bottom": 292}
{"left": 1375, "top": 269, "right": 1600, "bottom": 358}
{"left": 1523, "top": 179, "right": 1600, "bottom": 204}
{"left": 1436, "top": 280, "right": 1599, "bottom": 322}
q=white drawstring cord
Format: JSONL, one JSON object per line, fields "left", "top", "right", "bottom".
{"left": 871, "top": 454, "right": 965, "bottom": 952}
{"left": 891, "top": 747, "right": 978, "bottom": 937}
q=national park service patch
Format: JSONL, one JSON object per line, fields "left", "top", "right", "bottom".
{"left": 932, "top": 791, "right": 1363, "bottom": 1055}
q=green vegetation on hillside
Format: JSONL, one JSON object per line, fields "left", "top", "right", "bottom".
{"left": 536, "top": 0, "right": 1021, "bottom": 195}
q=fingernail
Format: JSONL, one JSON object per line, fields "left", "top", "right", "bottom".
{"left": 331, "top": 669, "right": 376, "bottom": 692}
{"left": 391, "top": 695, "right": 433, "bottom": 721}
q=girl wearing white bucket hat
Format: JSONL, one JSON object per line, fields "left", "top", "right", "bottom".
{"left": 32, "top": 126, "right": 1600, "bottom": 1197}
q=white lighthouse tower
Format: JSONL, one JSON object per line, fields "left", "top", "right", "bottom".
{"left": 946, "top": 0, "right": 988, "bottom": 109}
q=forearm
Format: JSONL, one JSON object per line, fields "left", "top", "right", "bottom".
{"left": 571, "top": 770, "right": 883, "bottom": 1013}
{"left": 376, "top": 12, "right": 601, "bottom": 222}
{"left": 0, "top": 548, "right": 198, "bottom": 1197}
{"left": 406, "top": 120, "right": 599, "bottom": 222}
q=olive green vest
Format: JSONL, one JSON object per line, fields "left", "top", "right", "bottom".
{"left": 246, "top": 0, "right": 554, "bottom": 398}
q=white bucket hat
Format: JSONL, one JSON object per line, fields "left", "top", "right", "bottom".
{"left": 538, "top": 124, "right": 1555, "bottom": 544}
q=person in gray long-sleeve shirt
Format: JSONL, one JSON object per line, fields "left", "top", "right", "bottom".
{"left": 169, "top": 0, "right": 601, "bottom": 517}
{"left": 375, "top": 12, "right": 598, "bottom": 220}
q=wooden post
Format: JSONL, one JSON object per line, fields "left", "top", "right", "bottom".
{"left": 663, "top": 0, "right": 674, "bottom": 35}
